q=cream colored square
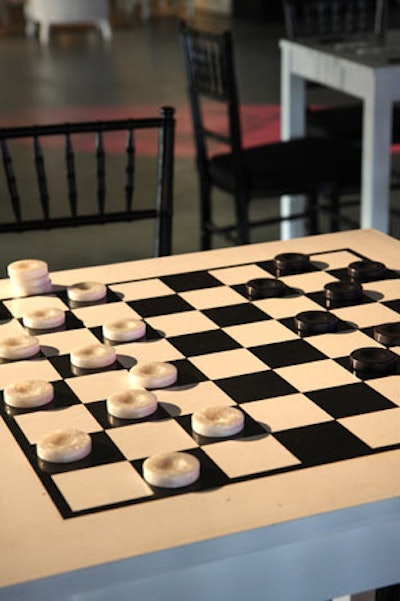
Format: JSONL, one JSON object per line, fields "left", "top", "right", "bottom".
{"left": 225, "top": 319, "right": 297, "bottom": 347}
{"left": 310, "top": 250, "right": 362, "bottom": 270}
{"left": 39, "top": 328, "right": 100, "bottom": 357}
{"left": 331, "top": 303, "right": 400, "bottom": 328}
{"left": 244, "top": 393, "right": 332, "bottom": 431}
{"left": 253, "top": 295, "right": 322, "bottom": 319}
{"left": 146, "top": 311, "right": 218, "bottom": 337}
{"left": 180, "top": 286, "right": 244, "bottom": 310}
{"left": 0, "top": 358, "right": 61, "bottom": 389}
{"left": 276, "top": 359, "right": 359, "bottom": 392}
{"left": 209, "top": 264, "right": 270, "bottom": 285}
{"left": 306, "top": 329, "right": 382, "bottom": 358}
{"left": 363, "top": 279, "right": 400, "bottom": 301}
{"left": 66, "top": 370, "right": 132, "bottom": 403}
{"left": 3, "top": 295, "right": 68, "bottom": 319}
{"left": 204, "top": 435, "right": 300, "bottom": 478}
{"left": 339, "top": 408, "right": 400, "bottom": 448}
{"left": 109, "top": 279, "right": 174, "bottom": 301}
{"left": 107, "top": 419, "right": 197, "bottom": 460}
{"left": 190, "top": 348, "right": 268, "bottom": 380}
{"left": 156, "top": 380, "right": 236, "bottom": 417}
{"left": 0, "top": 318, "right": 26, "bottom": 337}
{"left": 280, "top": 271, "right": 337, "bottom": 293}
{"left": 53, "top": 462, "right": 153, "bottom": 512}
{"left": 14, "top": 405, "right": 102, "bottom": 444}
{"left": 72, "top": 302, "right": 141, "bottom": 328}
{"left": 365, "top": 375, "right": 400, "bottom": 406}
{"left": 116, "top": 338, "right": 183, "bottom": 367}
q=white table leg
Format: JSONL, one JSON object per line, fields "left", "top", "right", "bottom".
{"left": 280, "top": 46, "right": 307, "bottom": 240}
{"left": 360, "top": 81, "right": 392, "bottom": 234}
{"left": 98, "top": 18, "right": 112, "bottom": 42}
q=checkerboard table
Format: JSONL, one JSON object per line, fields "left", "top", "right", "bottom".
{"left": 1, "top": 229, "right": 400, "bottom": 601}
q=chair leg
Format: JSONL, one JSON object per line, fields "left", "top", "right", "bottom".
{"left": 234, "top": 190, "right": 250, "bottom": 245}
{"left": 200, "top": 179, "right": 212, "bottom": 250}
{"left": 375, "top": 585, "right": 400, "bottom": 601}
{"left": 307, "top": 191, "right": 319, "bottom": 235}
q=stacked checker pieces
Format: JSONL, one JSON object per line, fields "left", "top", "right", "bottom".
{"left": 1, "top": 249, "right": 400, "bottom": 518}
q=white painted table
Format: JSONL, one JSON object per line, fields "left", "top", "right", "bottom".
{"left": 24, "top": 0, "right": 112, "bottom": 44}
{"left": 280, "top": 34, "right": 400, "bottom": 239}
{"left": 0, "top": 229, "right": 400, "bottom": 601}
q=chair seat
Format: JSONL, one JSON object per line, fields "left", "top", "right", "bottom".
{"left": 306, "top": 103, "right": 400, "bottom": 145}
{"left": 209, "top": 137, "right": 361, "bottom": 196}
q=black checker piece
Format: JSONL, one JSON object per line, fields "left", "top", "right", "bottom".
{"left": 216, "top": 370, "right": 297, "bottom": 404}
{"left": 168, "top": 330, "right": 240, "bottom": 357}
{"left": 250, "top": 339, "right": 327, "bottom": 369}
{"left": 203, "top": 303, "right": 270, "bottom": 327}
{"left": 160, "top": 271, "right": 222, "bottom": 292}
{"left": 128, "top": 295, "right": 194, "bottom": 317}
{"left": 274, "top": 421, "right": 371, "bottom": 466}
{"left": 307, "top": 382, "right": 397, "bottom": 418}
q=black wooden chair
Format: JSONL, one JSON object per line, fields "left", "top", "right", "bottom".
{"left": 180, "top": 21, "right": 362, "bottom": 249}
{"left": 0, "top": 106, "right": 175, "bottom": 257}
{"left": 282, "top": 0, "right": 400, "bottom": 146}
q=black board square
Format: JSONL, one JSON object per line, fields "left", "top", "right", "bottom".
{"left": 173, "top": 358, "right": 209, "bottom": 386}
{"left": 160, "top": 271, "right": 222, "bottom": 292}
{"left": 382, "top": 299, "right": 400, "bottom": 314}
{"left": 203, "top": 303, "right": 271, "bottom": 327}
{"left": 168, "top": 329, "right": 240, "bottom": 357}
{"left": 274, "top": 421, "right": 371, "bottom": 466}
{"left": 250, "top": 339, "right": 327, "bottom": 369}
{"left": 128, "top": 295, "right": 194, "bottom": 317}
{"left": 307, "top": 382, "right": 397, "bottom": 418}
{"left": 0, "top": 301, "right": 12, "bottom": 323}
{"left": 216, "top": 370, "right": 297, "bottom": 404}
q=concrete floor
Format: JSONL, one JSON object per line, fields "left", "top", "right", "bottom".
{"left": 0, "top": 5, "right": 398, "bottom": 273}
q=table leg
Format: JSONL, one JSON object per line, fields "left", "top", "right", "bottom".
{"left": 280, "top": 46, "right": 307, "bottom": 240}
{"left": 360, "top": 82, "right": 392, "bottom": 233}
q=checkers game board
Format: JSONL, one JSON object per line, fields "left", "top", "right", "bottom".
{"left": 1, "top": 229, "right": 400, "bottom": 599}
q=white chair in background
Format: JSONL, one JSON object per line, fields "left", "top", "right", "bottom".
{"left": 24, "top": 0, "right": 112, "bottom": 44}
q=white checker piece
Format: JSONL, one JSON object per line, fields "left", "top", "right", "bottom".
{"left": 225, "top": 320, "right": 297, "bottom": 347}
{"left": 65, "top": 370, "right": 133, "bottom": 404}
{"left": 115, "top": 338, "right": 184, "bottom": 368}
{"left": 331, "top": 302, "right": 400, "bottom": 328}
{"left": 339, "top": 407, "right": 400, "bottom": 448}
{"left": 14, "top": 404, "right": 102, "bottom": 444}
{"left": 146, "top": 311, "right": 219, "bottom": 337}
{"left": 3, "top": 295, "right": 68, "bottom": 319}
{"left": 280, "top": 270, "right": 338, "bottom": 293}
{"left": 203, "top": 435, "right": 301, "bottom": 479}
{"left": 179, "top": 286, "right": 244, "bottom": 310}
{"left": 71, "top": 302, "right": 141, "bottom": 328}
{"left": 244, "top": 393, "right": 333, "bottom": 431}
{"left": 53, "top": 462, "right": 153, "bottom": 512}
{"left": 189, "top": 348, "right": 268, "bottom": 380}
{"left": 253, "top": 294, "right": 322, "bottom": 319}
{"left": 109, "top": 279, "right": 174, "bottom": 301}
{"left": 107, "top": 419, "right": 198, "bottom": 461}
{"left": 276, "top": 359, "right": 359, "bottom": 392}
{"left": 156, "top": 380, "right": 236, "bottom": 417}
{"left": 306, "top": 329, "right": 383, "bottom": 358}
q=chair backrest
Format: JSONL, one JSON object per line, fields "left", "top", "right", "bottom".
{"left": 0, "top": 106, "right": 175, "bottom": 257}
{"left": 282, "top": 0, "right": 388, "bottom": 42}
{"left": 180, "top": 22, "right": 245, "bottom": 185}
